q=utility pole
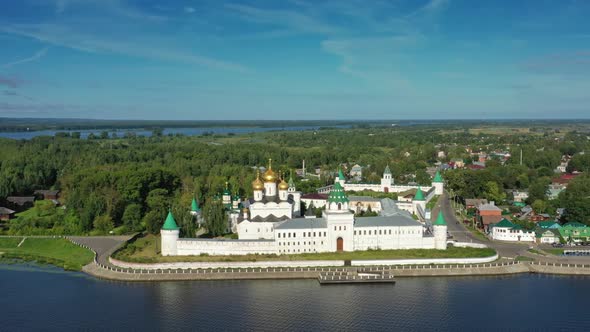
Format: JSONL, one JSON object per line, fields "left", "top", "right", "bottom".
{"left": 520, "top": 149, "right": 523, "bottom": 166}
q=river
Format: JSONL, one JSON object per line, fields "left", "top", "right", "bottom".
{"left": 0, "top": 126, "right": 349, "bottom": 140}
{"left": 1, "top": 264, "right": 588, "bottom": 331}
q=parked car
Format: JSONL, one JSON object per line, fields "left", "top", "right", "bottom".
{"left": 552, "top": 243, "right": 564, "bottom": 248}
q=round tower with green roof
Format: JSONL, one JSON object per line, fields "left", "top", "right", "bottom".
{"left": 432, "top": 170, "right": 444, "bottom": 195}
{"left": 161, "top": 210, "right": 180, "bottom": 256}
{"left": 412, "top": 186, "right": 427, "bottom": 218}
{"left": 432, "top": 211, "right": 448, "bottom": 250}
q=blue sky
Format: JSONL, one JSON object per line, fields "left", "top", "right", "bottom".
{"left": 0, "top": 0, "right": 589, "bottom": 120}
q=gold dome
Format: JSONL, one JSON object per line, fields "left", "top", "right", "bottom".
{"left": 252, "top": 170, "right": 264, "bottom": 190}
{"left": 278, "top": 174, "right": 289, "bottom": 190}
{"left": 263, "top": 158, "right": 277, "bottom": 183}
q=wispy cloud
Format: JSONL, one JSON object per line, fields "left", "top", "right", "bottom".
{"left": 224, "top": 3, "right": 339, "bottom": 35}
{"left": 53, "top": 0, "right": 166, "bottom": 21}
{"left": 184, "top": 7, "right": 195, "bottom": 14}
{"left": 1, "top": 24, "right": 250, "bottom": 73}
{"left": 1, "top": 47, "right": 48, "bottom": 68}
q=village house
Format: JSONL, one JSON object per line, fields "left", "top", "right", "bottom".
{"left": 489, "top": 218, "right": 535, "bottom": 242}
{"left": 465, "top": 198, "right": 488, "bottom": 210}
{"left": 33, "top": 190, "right": 60, "bottom": 200}
{"left": 476, "top": 202, "right": 503, "bottom": 231}
{"left": 0, "top": 207, "right": 16, "bottom": 221}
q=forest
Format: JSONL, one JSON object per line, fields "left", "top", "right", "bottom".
{"left": 1, "top": 122, "right": 589, "bottom": 236}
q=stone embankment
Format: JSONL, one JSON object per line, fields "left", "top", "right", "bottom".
{"left": 64, "top": 238, "right": 590, "bottom": 282}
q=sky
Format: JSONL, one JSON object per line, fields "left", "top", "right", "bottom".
{"left": 0, "top": 0, "right": 589, "bottom": 120}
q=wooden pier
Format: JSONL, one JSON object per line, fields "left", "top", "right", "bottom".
{"left": 318, "top": 269, "right": 396, "bottom": 284}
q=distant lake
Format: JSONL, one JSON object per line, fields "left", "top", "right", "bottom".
{"left": 0, "top": 125, "right": 350, "bottom": 140}
{"left": 2, "top": 263, "right": 590, "bottom": 331}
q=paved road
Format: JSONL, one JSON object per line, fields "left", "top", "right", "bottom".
{"left": 69, "top": 236, "right": 132, "bottom": 266}
{"left": 433, "top": 192, "right": 528, "bottom": 259}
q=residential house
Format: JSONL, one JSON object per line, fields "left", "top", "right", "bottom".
{"left": 512, "top": 190, "right": 529, "bottom": 203}
{"left": 476, "top": 202, "right": 503, "bottom": 231}
{"left": 465, "top": 198, "right": 488, "bottom": 210}
{"left": 535, "top": 228, "right": 561, "bottom": 244}
{"left": 546, "top": 184, "right": 565, "bottom": 200}
{"left": 558, "top": 222, "right": 590, "bottom": 243}
{"left": 350, "top": 164, "right": 363, "bottom": 178}
{"left": 537, "top": 221, "right": 561, "bottom": 229}
{"left": 0, "top": 207, "right": 15, "bottom": 221}
{"left": 34, "top": 190, "right": 60, "bottom": 200}
{"left": 6, "top": 196, "right": 35, "bottom": 210}
{"left": 489, "top": 218, "right": 535, "bottom": 242}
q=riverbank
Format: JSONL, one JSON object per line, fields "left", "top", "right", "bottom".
{"left": 0, "top": 237, "right": 95, "bottom": 271}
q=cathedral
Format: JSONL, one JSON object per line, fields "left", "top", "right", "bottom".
{"left": 161, "top": 160, "right": 447, "bottom": 256}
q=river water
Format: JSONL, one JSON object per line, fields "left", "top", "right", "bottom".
{"left": 1, "top": 264, "right": 589, "bottom": 331}
{"left": 0, "top": 126, "right": 349, "bottom": 140}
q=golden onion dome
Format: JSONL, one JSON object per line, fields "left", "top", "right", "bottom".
{"left": 278, "top": 178, "right": 289, "bottom": 190}
{"left": 263, "top": 158, "right": 277, "bottom": 183}
{"left": 252, "top": 170, "right": 264, "bottom": 190}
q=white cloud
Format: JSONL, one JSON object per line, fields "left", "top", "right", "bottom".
{"left": 1, "top": 24, "right": 250, "bottom": 73}
{"left": 1, "top": 47, "right": 49, "bottom": 68}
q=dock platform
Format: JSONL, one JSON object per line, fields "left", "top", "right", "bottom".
{"left": 318, "top": 269, "right": 396, "bottom": 284}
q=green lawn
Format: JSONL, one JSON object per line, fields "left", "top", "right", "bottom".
{"left": 114, "top": 234, "right": 497, "bottom": 264}
{"left": 0, "top": 237, "right": 22, "bottom": 248}
{"left": 515, "top": 255, "right": 535, "bottom": 262}
{"left": 0, "top": 238, "right": 94, "bottom": 271}
{"left": 527, "top": 248, "right": 546, "bottom": 256}
{"left": 426, "top": 195, "right": 440, "bottom": 210}
{"left": 545, "top": 248, "right": 564, "bottom": 256}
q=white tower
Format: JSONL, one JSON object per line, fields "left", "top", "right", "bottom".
{"left": 380, "top": 165, "right": 393, "bottom": 192}
{"left": 432, "top": 211, "right": 448, "bottom": 250}
{"left": 412, "top": 186, "right": 426, "bottom": 218}
{"left": 432, "top": 170, "right": 444, "bottom": 195}
{"left": 161, "top": 210, "right": 180, "bottom": 256}
{"left": 324, "top": 182, "right": 354, "bottom": 252}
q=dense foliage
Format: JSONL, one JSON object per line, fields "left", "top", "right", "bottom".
{"left": 1, "top": 123, "right": 589, "bottom": 235}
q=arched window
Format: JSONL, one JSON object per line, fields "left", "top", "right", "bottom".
{"left": 338, "top": 203, "right": 342, "bottom": 210}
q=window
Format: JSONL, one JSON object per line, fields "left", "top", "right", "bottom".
{"left": 354, "top": 231, "right": 357, "bottom": 235}
{"left": 303, "top": 232, "right": 306, "bottom": 237}
{"left": 288, "top": 233, "right": 291, "bottom": 238}
{"left": 344, "top": 226, "right": 346, "bottom": 231}
{"left": 314, "top": 232, "right": 316, "bottom": 237}
{"left": 389, "top": 230, "right": 392, "bottom": 235}
{"left": 338, "top": 203, "right": 342, "bottom": 210}
{"left": 334, "top": 226, "right": 337, "bottom": 231}
{"left": 379, "top": 230, "right": 382, "bottom": 235}
{"left": 324, "top": 232, "right": 326, "bottom": 237}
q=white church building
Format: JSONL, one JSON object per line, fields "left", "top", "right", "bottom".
{"left": 161, "top": 161, "right": 448, "bottom": 257}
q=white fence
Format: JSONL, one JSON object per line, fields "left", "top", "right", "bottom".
{"left": 351, "top": 254, "right": 499, "bottom": 266}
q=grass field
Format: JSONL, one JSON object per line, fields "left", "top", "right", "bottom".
{"left": 545, "top": 248, "right": 564, "bottom": 256}
{"left": 113, "top": 234, "right": 497, "bottom": 264}
{"left": 0, "top": 237, "right": 94, "bottom": 271}
{"left": 0, "top": 237, "right": 22, "bottom": 248}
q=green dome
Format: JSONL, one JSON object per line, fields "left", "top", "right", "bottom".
{"left": 338, "top": 168, "right": 345, "bottom": 180}
{"left": 433, "top": 211, "right": 447, "bottom": 225}
{"left": 433, "top": 170, "right": 443, "bottom": 183}
{"left": 162, "top": 210, "right": 179, "bottom": 230}
{"left": 384, "top": 164, "right": 391, "bottom": 175}
{"left": 414, "top": 186, "right": 425, "bottom": 201}
{"left": 191, "top": 197, "right": 200, "bottom": 212}
{"left": 328, "top": 182, "right": 349, "bottom": 204}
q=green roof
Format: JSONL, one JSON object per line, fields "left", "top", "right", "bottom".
{"left": 162, "top": 210, "right": 179, "bottom": 230}
{"left": 383, "top": 165, "right": 391, "bottom": 175}
{"left": 537, "top": 221, "right": 560, "bottom": 229}
{"left": 328, "top": 182, "right": 349, "bottom": 204}
{"left": 433, "top": 211, "right": 446, "bottom": 226}
{"left": 191, "top": 197, "right": 200, "bottom": 212}
{"left": 433, "top": 170, "right": 443, "bottom": 183}
{"left": 414, "top": 186, "right": 425, "bottom": 201}
{"left": 563, "top": 221, "right": 587, "bottom": 228}
{"left": 338, "top": 168, "right": 345, "bottom": 180}
{"left": 494, "top": 218, "right": 515, "bottom": 228}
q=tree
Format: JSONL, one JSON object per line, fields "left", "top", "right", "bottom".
{"left": 203, "top": 199, "right": 227, "bottom": 237}
{"left": 484, "top": 181, "right": 506, "bottom": 204}
{"left": 532, "top": 199, "right": 548, "bottom": 214}
{"left": 93, "top": 215, "right": 114, "bottom": 234}
{"left": 143, "top": 210, "right": 163, "bottom": 234}
{"left": 561, "top": 175, "right": 590, "bottom": 225}
{"left": 527, "top": 177, "right": 550, "bottom": 204}
{"left": 122, "top": 204, "right": 143, "bottom": 231}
